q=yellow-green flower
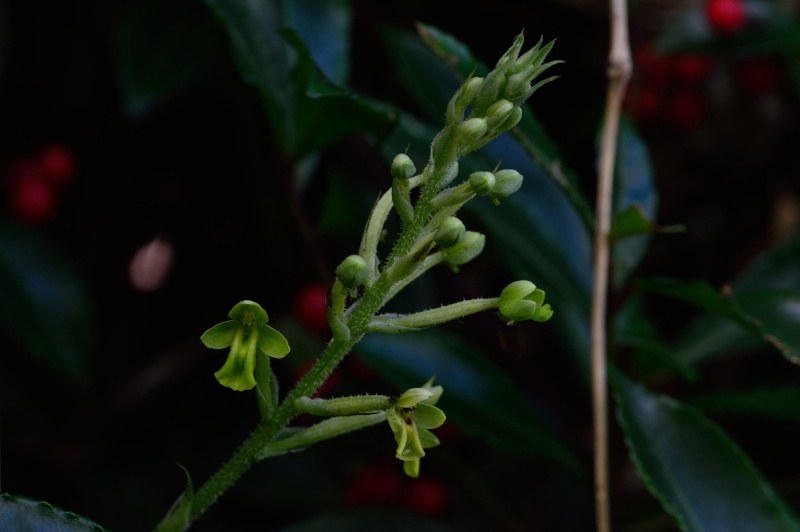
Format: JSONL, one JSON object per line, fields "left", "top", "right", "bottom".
{"left": 201, "top": 300, "right": 290, "bottom": 391}
{"left": 387, "top": 380, "right": 446, "bottom": 478}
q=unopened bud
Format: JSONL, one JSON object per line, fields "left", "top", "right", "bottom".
{"left": 443, "top": 231, "right": 485, "bottom": 270}
{"left": 335, "top": 254, "right": 368, "bottom": 288}
{"left": 489, "top": 169, "right": 523, "bottom": 205}
{"left": 469, "top": 171, "right": 496, "bottom": 196}
{"left": 458, "top": 118, "right": 487, "bottom": 146}
{"left": 498, "top": 281, "right": 553, "bottom": 322}
{"left": 391, "top": 153, "right": 416, "bottom": 180}
{"left": 459, "top": 77, "right": 484, "bottom": 106}
{"left": 486, "top": 99, "right": 514, "bottom": 129}
{"left": 434, "top": 217, "right": 466, "bottom": 248}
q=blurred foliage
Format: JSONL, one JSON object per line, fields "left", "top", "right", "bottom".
{"left": 2, "top": 0, "right": 800, "bottom": 530}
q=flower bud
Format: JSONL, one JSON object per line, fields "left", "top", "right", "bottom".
{"left": 485, "top": 99, "right": 515, "bottom": 129}
{"left": 390, "top": 153, "right": 416, "bottom": 181}
{"left": 498, "top": 281, "right": 553, "bottom": 322}
{"left": 434, "top": 217, "right": 466, "bottom": 248}
{"left": 457, "top": 118, "right": 487, "bottom": 146}
{"left": 469, "top": 171, "right": 496, "bottom": 196}
{"left": 443, "top": 231, "right": 485, "bottom": 270}
{"left": 489, "top": 169, "right": 523, "bottom": 205}
{"left": 459, "top": 76, "right": 484, "bottom": 106}
{"left": 335, "top": 254, "right": 368, "bottom": 288}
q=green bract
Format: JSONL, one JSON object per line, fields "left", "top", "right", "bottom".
{"left": 387, "top": 380, "right": 446, "bottom": 478}
{"left": 201, "top": 300, "right": 290, "bottom": 391}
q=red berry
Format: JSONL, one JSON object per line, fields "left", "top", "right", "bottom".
{"left": 735, "top": 58, "right": 781, "bottom": 95}
{"left": 403, "top": 477, "right": 447, "bottom": 516}
{"left": 706, "top": 0, "right": 746, "bottom": 35}
{"left": 666, "top": 89, "right": 705, "bottom": 130}
{"left": 344, "top": 464, "right": 403, "bottom": 507}
{"left": 673, "top": 54, "right": 713, "bottom": 83}
{"left": 38, "top": 144, "right": 77, "bottom": 187}
{"left": 9, "top": 175, "right": 57, "bottom": 225}
{"left": 634, "top": 86, "right": 663, "bottom": 122}
{"left": 292, "top": 283, "right": 329, "bottom": 333}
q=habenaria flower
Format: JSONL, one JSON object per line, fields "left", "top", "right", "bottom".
{"left": 201, "top": 300, "right": 290, "bottom": 391}
{"left": 387, "top": 379, "right": 446, "bottom": 478}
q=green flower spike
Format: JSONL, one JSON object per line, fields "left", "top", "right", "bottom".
{"left": 201, "top": 300, "right": 290, "bottom": 391}
{"left": 387, "top": 380, "right": 446, "bottom": 478}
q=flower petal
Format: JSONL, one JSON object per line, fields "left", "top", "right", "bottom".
{"left": 213, "top": 346, "right": 258, "bottom": 391}
{"left": 417, "top": 427, "right": 441, "bottom": 449}
{"left": 396, "top": 387, "right": 433, "bottom": 408}
{"left": 414, "top": 403, "right": 446, "bottom": 429}
{"left": 228, "top": 300, "right": 269, "bottom": 326}
{"left": 257, "top": 324, "right": 290, "bottom": 359}
{"left": 403, "top": 459, "right": 420, "bottom": 478}
{"left": 200, "top": 320, "right": 239, "bottom": 349}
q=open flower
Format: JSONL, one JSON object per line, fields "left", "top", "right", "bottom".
{"left": 201, "top": 300, "right": 290, "bottom": 391}
{"left": 387, "top": 380, "right": 446, "bottom": 478}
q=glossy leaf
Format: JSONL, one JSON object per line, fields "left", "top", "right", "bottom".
{"left": 206, "top": 0, "right": 395, "bottom": 158}
{"left": 356, "top": 331, "right": 580, "bottom": 473}
{"left": 689, "top": 385, "right": 800, "bottom": 420}
{"left": 640, "top": 279, "right": 800, "bottom": 366}
{"left": 611, "top": 119, "right": 658, "bottom": 288}
{"left": 0, "top": 493, "right": 106, "bottom": 531}
{"left": 613, "top": 370, "right": 800, "bottom": 531}
{"left": 0, "top": 223, "right": 93, "bottom": 385}
{"left": 116, "top": 0, "right": 221, "bottom": 118}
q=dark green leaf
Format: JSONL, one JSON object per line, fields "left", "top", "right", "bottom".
{"left": 283, "top": 0, "right": 351, "bottom": 85}
{"left": 207, "top": 0, "right": 394, "bottom": 158}
{"left": 356, "top": 331, "right": 580, "bottom": 473}
{"left": 281, "top": 29, "right": 397, "bottom": 157}
{"left": 688, "top": 385, "right": 800, "bottom": 420}
{"left": 116, "top": 0, "right": 222, "bottom": 118}
{"left": 613, "top": 370, "right": 800, "bottom": 531}
{"left": 637, "top": 278, "right": 759, "bottom": 332}
{"left": 0, "top": 224, "right": 93, "bottom": 385}
{"left": 155, "top": 465, "right": 193, "bottom": 532}
{"left": 615, "top": 294, "right": 697, "bottom": 381}
{"left": 670, "top": 232, "right": 800, "bottom": 366}
{"left": 611, "top": 120, "right": 657, "bottom": 288}
{"left": 0, "top": 493, "right": 107, "bottom": 531}
{"left": 609, "top": 204, "right": 652, "bottom": 241}
{"left": 205, "top": 0, "right": 290, "bottom": 140}
{"left": 416, "top": 22, "right": 483, "bottom": 78}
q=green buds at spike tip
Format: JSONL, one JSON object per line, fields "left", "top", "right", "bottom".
{"left": 336, "top": 254, "right": 368, "bottom": 288}
{"left": 457, "top": 118, "right": 487, "bottom": 146}
{"left": 201, "top": 300, "right": 290, "bottom": 391}
{"left": 498, "top": 281, "right": 554, "bottom": 323}
{"left": 387, "top": 379, "right": 446, "bottom": 478}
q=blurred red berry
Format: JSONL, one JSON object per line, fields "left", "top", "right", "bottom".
{"left": 634, "top": 85, "right": 663, "bottom": 122}
{"left": 292, "top": 282, "right": 329, "bottom": 333}
{"left": 673, "top": 54, "right": 713, "bottom": 83}
{"left": 706, "top": 0, "right": 746, "bottom": 35}
{"left": 634, "top": 45, "right": 673, "bottom": 87}
{"left": 38, "top": 144, "right": 77, "bottom": 187}
{"left": 403, "top": 477, "right": 447, "bottom": 516}
{"left": 344, "top": 464, "right": 403, "bottom": 507}
{"left": 735, "top": 58, "right": 781, "bottom": 95}
{"left": 666, "top": 89, "right": 705, "bottom": 130}
{"left": 9, "top": 176, "right": 57, "bottom": 225}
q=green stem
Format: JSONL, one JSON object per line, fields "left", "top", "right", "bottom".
{"left": 261, "top": 412, "right": 387, "bottom": 458}
{"left": 367, "top": 298, "right": 501, "bottom": 333}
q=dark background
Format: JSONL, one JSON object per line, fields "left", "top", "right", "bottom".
{"left": 1, "top": 0, "right": 798, "bottom": 530}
